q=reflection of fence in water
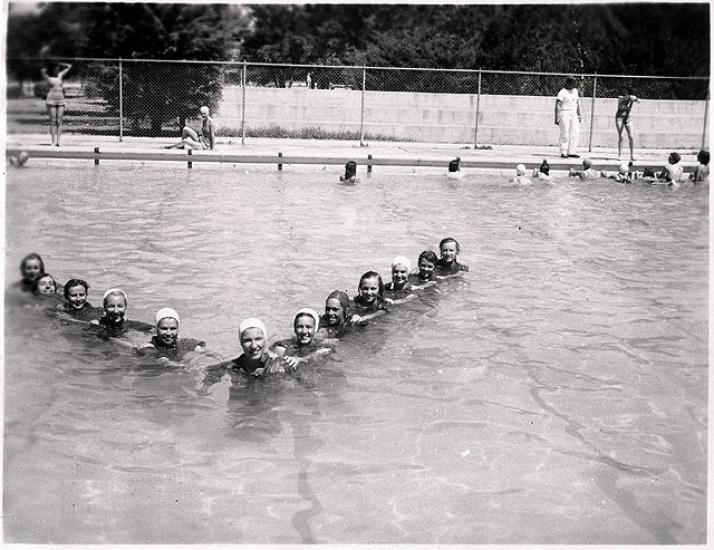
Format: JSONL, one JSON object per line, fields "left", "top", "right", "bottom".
{"left": 6, "top": 58, "right": 710, "bottom": 148}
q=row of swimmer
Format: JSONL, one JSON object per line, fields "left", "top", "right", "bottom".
{"left": 12, "top": 238, "right": 469, "bottom": 377}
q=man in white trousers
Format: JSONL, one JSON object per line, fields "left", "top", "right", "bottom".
{"left": 555, "top": 77, "right": 583, "bottom": 158}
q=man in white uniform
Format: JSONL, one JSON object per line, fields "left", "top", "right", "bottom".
{"left": 555, "top": 77, "right": 583, "bottom": 158}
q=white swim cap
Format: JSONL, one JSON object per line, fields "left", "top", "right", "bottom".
{"left": 516, "top": 163, "right": 527, "bottom": 175}
{"left": 239, "top": 318, "right": 267, "bottom": 341}
{"left": 619, "top": 162, "right": 629, "bottom": 174}
{"left": 392, "top": 255, "right": 411, "bottom": 272}
{"left": 155, "top": 307, "right": 180, "bottom": 326}
{"left": 294, "top": 308, "right": 320, "bottom": 330}
{"left": 103, "top": 288, "right": 127, "bottom": 304}
{"left": 200, "top": 106, "right": 209, "bottom": 115}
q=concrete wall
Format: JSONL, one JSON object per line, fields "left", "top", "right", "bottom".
{"left": 217, "top": 85, "right": 708, "bottom": 148}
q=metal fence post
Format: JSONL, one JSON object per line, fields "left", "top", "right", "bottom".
{"left": 588, "top": 72, "right": 597, "bottom": 152}
{"left": 474, "top": 68, "right": 482, "bottom": 148}
{"left": 359, "top": 66, "right": 366, "bottom": 147}
{"left": 241, "top": 60, "right": 247, "bottom": 146}
{"left": 118, "top": 59, "right": 123, "bottom": 142}
{"left": 702, "top": 84, "right": 710, "bottom": 150}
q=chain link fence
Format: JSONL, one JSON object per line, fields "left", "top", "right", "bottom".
{"left": 6, "top": 57, "right": 710, "bottom": 150}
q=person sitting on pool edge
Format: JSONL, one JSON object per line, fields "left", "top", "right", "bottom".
{"left": 569, "top": 158, "right": 598, "bottom": 180}
{"left": 340, "top": 160, "right": 357, "bottom": 184}
{"left": 435, "top": 237, "right": 469, "bottom": 278}
{"left": 165, "top": 106, "right": 215, "bottom": 150}
{"left": 137, "top": 308, "right": 206, "bottom": 361}
{"left": 270, "top": 308, "right": 335, "bottom": 371}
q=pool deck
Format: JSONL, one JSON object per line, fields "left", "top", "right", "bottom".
{"left": 5, "top": 132, "right": 702, "bottom": 173}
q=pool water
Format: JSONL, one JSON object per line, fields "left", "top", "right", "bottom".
{"left": 4, "top": 162, "right": 708, "bottom": 543}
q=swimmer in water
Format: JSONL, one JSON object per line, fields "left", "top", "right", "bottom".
{"left": 350, "top": 271, "right": 388, "bottom": 325}
{"left": 340, "top": 160, "right": 357, "bottom": 184}
{"left": 137, "top": 308, "right": 206, "bottom": 362}
{"left": 91, "top": 288, "right": 153, "bottom": 338}
{"left": 569, "top": 158, "right": 598, "bottom": 180}
{"left": 319, "top": 290, "right": 352, "bottom": 339}
{"left": 510, "top": 164, "right": 532, "bottom": 185}
{"left": 33, "top": 273, "right": 59, "bottom": 296}
{"left": 435, "top": 237, "right": 469, "bottom": 277}
{"left": 204, "top": 318, "right": 277, "bottom": 380}
{"left": 165, "top": 106, "right": 215, "bottom": 150}
{"left": 384, "top": 256, "right": 415, "bottom": 303}
{"left": 17, "top": 253, "right": 46, "bottom": 292}
{"left": 654, "top": 152, "right": 684, "bottom": 185}
{"left": 690, "top": 149, "right": 709, "bottom": 185}
{"left": 271, "top": 308, "right": 335, "bottom": 371}
{"left": 408, "top": 250, "right": 439, "bottom": 289}
{"left": 448, "top": 157, "right": 461, "bottom": 173}
{"left": 600, "top": 162, "right": 632, "bottom": 183}
{"left": 532, "top": 159, "right": 555, "bottom": 182}
{"left": 58, "top": 278, "right": 101, "bottom": 321}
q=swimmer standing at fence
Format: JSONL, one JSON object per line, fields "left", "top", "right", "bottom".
{"left": 40, "top": 62, "right": 72, "bottom": 147}
{"left": 165, "top": 106, "right": 215, "bottom": 150}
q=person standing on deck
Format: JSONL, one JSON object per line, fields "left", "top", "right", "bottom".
{"left": 554, "top": 77, "right": 583, "bottom": 158}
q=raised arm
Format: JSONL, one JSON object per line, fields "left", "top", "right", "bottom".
{"left": 57, "top": 63, "right": 72, "bottom": 79}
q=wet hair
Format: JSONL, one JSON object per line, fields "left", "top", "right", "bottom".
{"left": 344, "top": 161, "right": 357, "bottom": 178}
{"left": 20, "top": 252, "right": 45, "bottom": 279}
{"left": 63, "top": 278, "right": 89, "bottom": 300}
{"left": 565, "top": 77, "right": 577, "bottom": 89}
{"left": 448, "top": 158, "right": 461, "bottom": 172}
{"left": 418, "top": 250, "right": 439, "bottom": 267}
{"left": 539, "top": 159, "right": 550, "bottom": 175}
{"left": 357, "top": 270, "right": 385, "bottom": 298}
{"left": 32, "top": 273, "right": 57, "bottom": 295}
{"left": 325, "top": 290, "right": 350, "bottom": 321}
{"left": 439, "top": 237, "right": 461, "bottom": 254}
{"left": 668, "top": 152, "right": 681, "bottom": 164}
{"left": 582, "top": 158, "right": 592, "bottom": 169}
{"left": 697, "top": 150, "right": 710, "bottom": 165}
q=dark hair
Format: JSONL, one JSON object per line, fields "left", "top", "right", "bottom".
{"left": 357, "top": 271, "right": 385, "bottom": 298}
{"left": 668, "top": 152, "right": 681, "bottom": 164}
{"left": 565, "top": 77, "right": 577, "bottom": 89}
{"left": 697, "top": 150, "right": 710, "bottom": 165}
{"left": 418, "top": 250, "right": 439, "bottom": 266}
{"left": 63, "top": 278, "right": 89, "bottom": 300}
{"left": 345, "top": 161, "right": 357, "bottom": 178}
{"left": 20, "top": 252, "right": 45, "bottom": 278}
{"left": 439, "top": 237, "right": 461, "bottom": 254}
{"left": 32, "top": 273, "right": 57, "bottom": 295}
{"left": 540, "top": 159, "right": 550, "bottom": 175}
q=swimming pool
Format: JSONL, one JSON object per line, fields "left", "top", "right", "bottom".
{"left": 4, "top": 162, "right": 708, "bottom": 543}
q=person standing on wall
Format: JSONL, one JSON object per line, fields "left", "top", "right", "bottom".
{"left": 41, "top": 62, "right": 72, "bottom": 147}
{"left": 554, "top": 76, "right": 582, "bottom": 158}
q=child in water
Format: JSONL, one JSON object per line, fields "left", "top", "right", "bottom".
{"left": 510, "top": 164, "right": 532, "bottom": 185}
{"left": 384, "top": 256, "right": 414, "bottom": 303}
{"left": 435, "top": 238, "right": 469, "bottom": 277}
{"left": 532, "top": 159, "right": 554, "bottom": 182}
{"left": 600, "top": 162, "right": 632, "bottom": 183}
{"left": 137, "top": 308, "right": 206, "bottom": 361}
{"left": 655, "top": 152, "right": 684, "bottom": 185}
{"left": 319, "top": 290, "right": 352, "bottom": 339}
{"left": 58, "top": 278, "right": 101, "bottom": 321}
{"left": 350, "top": 271, "right": 388, "bottom": 325}
{"left": 17, "top": 253, "right": 45, "bottom": 292}
{"left": 91, "top": 288, "right": 154, "bottom": 338}
{"left": 340, "top": 161, "right": 357, "bottom": 184}
{"left": 690, "top": 150, "right": 709, "bottom": 184}
{"left": 569, "top": 158, "right": 598, "bottom": 180}
{"left": 271, "top": 308, "right": 335, "bottom": 370}
{"left": 408, "top": 250, "right": 439, "bottom": 289}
